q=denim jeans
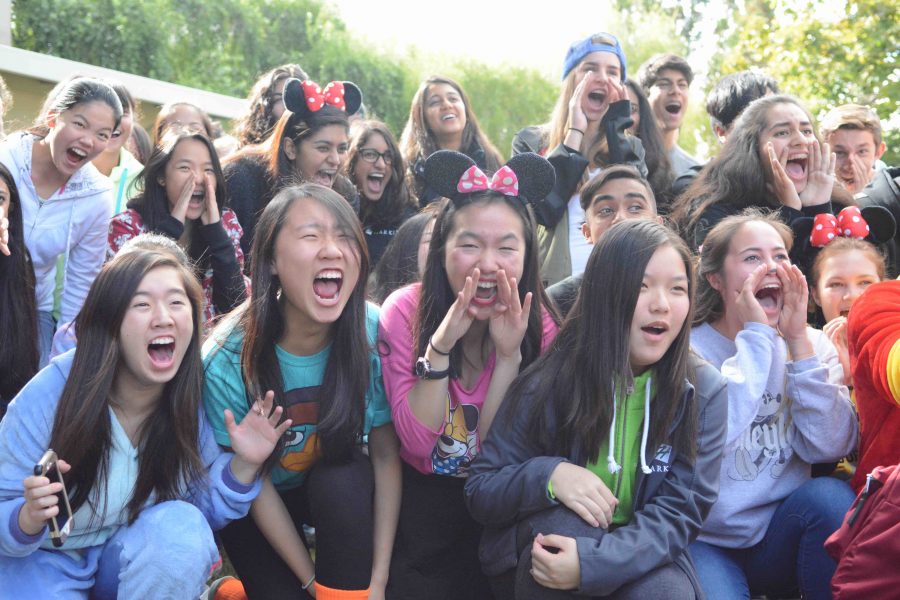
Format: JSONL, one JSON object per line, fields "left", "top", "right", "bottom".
{"left": 689, "top": 477, "right": 855, "bottom": 600}
{"left": 37, "top": 310, "right": 56, "bottom": 369}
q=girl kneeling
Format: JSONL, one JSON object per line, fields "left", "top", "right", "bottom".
{"left": 689, "top": 209, "right": 858, "bottom": 600}
{"left": 203, "top": 184, "right": 401, "bottom": 599}
{"left": 0, "top": 249, "right": 286, "bottom": 598}
{"left": 466, "top": 219, "right": 729, "bottom": 599}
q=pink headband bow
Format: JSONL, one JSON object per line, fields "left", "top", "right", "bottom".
{"left": 300, "top": 80, "right": 347, "bottom": 112}
{"left": 810, "top": 206, "right": 870, "bottom": 247}
{"left": 457, "top": 165, "right": 520, "bottom": 197}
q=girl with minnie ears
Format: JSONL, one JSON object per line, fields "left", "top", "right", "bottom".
{"left": 109, "top": 128, "right": 248, "bottom": 323}
{"left": 224, "top": 78, "right": 363, "bottom": 263}
{"left": 0, "top": 249, "right": 289, "bottom": 597}
{"left": 378, "top": 150, "right": 560, "bottom": 599}
{"left": 203, "top": 184, "right": 401, "bottom": 599}
{"left": 689, "top": 209, "right": 857, "bottom": 600}
{"left": 465, "top": 219, "right": 729, "bottom": 599}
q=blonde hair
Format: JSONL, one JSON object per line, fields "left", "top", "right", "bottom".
{"left": 820, "top": 104, "right": 883, "bottom": 147}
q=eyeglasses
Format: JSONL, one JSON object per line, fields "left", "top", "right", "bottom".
{"left": 358, "top": 148, "right": 394, "bottom": 164}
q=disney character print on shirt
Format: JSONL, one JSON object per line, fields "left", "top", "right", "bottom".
{"left": 729, "top": 390, "right": 794, "bottom": 481}
{"left": 431, "top": 392, "right": 479, "bottom": 476}
{"left": 279, "top": 386, "right": 322, "bottom": 473}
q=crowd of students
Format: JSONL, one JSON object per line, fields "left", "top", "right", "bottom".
{"left": 0, "top": 30, "right": 898, "bottom": 600}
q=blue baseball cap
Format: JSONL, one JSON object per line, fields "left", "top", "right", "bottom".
{"left": 562, "top": 32, "right": 627, "bottom": 82}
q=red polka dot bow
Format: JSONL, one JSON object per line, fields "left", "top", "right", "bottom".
{"left": 809, "top": 206, "right": 871, "bottom": 247}
{"left": 456, "top": 165, "right": 520, "bottom": 197}
{"left": 300, "top": 80, "right": 347, "bottom": 112}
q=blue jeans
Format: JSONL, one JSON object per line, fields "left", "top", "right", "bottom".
{"left": 689, "top": 477, "right": 855, "bottom": 600}
{"left": 37, "top": 310, "right": 56, "bottom": 369}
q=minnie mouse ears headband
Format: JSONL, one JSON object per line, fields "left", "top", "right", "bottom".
{"left": 283, "top": 78, "right": 363, "bottom": 119}
{"left": 796, "top": 205, "right": 896, "bottom": 247}
{"left": 423, "top": 150, "right": 556, "bottom": 207}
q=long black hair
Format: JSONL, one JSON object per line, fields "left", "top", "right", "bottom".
{"left": 415, "top": 194, "right": 556, "bottom": 376}
{"left": 127, "top": 129, "right": 228, "bottom": 273}
{"left": 370, "top": 207, "right": 436, "bottom": 304}
{"left": 49, "top": 250, "right": 205, "bottom": 523}
{"left": 509, "top": 219, "right": 697, "bottom": 462}
{"left": 624, "top": 80, "right": 674, "bottom": 209}
{"left": 220, "top": 184, "right": 371, "bottom": 468}
{"left": 0, "top": 164, "right": 38, "bottom": 404}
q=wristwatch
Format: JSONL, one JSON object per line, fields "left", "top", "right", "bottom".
{"left": 415, "top": 356, "right": 451, "bottom": 380}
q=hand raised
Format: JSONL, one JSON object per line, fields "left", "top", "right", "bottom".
{"left": 823, "top": 316, "right": 851, "bottom": 385}
{"left": 200, "top": 172, "right": 220, "bottom": 225}
{"left": 776, "top": 262, "right": 809, "bottom": 341}
{"left": 766, "top": 142, "right": 801, "bottom": 210}
{"left": 734, "top": 264, "right": 770, "bottom": 327}
{"left": 225, "top": 391, "right": 293, "bottom": 469}
{"left": 549, "top": 462, "right": 618, "bottom": 528}
{"left": 0, "top": 205, "right": 9, "bottom": 256}
{"left": 171, "top": 174, "right": 195, "bottom": 224}
{"left": 431, "top": 268, "right": 479, "bottom": 354}
{"left": 488, "top": 270, "right": 532, "bottom": 361}
{"left": 798, "top": 139, "right": 835, "bottom": 208}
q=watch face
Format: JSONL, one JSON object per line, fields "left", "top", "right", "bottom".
{"left": 415, "top": 357, "right": 429, "bottom": 378}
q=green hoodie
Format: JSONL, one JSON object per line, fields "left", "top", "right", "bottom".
{"left": 588, "top": 371, "right": 654, "bottom": 526}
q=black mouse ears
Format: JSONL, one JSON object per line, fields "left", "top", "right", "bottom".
{"left": 797, "top": 205, "right": 896, "bottom": 247}
{"left": 283, "top": 78, "right": 363, "bottom": 119}
{"left": 423, "top": 150, "right": 555, "bottom": 206}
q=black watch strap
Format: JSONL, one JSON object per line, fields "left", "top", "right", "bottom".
{"left": 415, "top": 356, "right": 451, "bottom": 380}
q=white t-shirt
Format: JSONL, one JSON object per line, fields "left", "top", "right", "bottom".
{"left": 568, "top": 167, "right": 600, "bottom": 276}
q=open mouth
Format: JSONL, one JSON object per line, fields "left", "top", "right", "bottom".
{"left": 640, "top": 322, "right": 669, "bottom": 339}
{"left": 65, "top": 147, "right": 88, "bottom": 166}
{"left": 665, "top": 102, "right": 682, "bottom": 115}
{"left": 785, "top": 155, "right": 808, "bottom": 180}
{"left": 313, "top": 269, "right": 343, "bottom": 303}
{"left": 472, "top": 280, "right": 498, "bottom": 306}
{"left": 314, "top": 170, "right": 336, "bottom": 187}
{"left": 147, "top": 336, "right": 176, "bottom": 369}
{"left": 441, "top": 113, "right": 457, "bottom": 122}
{"left": 587, "top": 89, "right": 607, "bottom": 105}
{"left": 755, "top": 284, "right": 782, "bottom": 313}
{"left": 364, "top": 172, "right": 386, "bottom": 198}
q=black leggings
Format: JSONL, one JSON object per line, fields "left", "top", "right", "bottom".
{"left": 386, "top": 463, "right": 494, "bottom": 600}
{"left": 220, "top": 450, "right": 375, "bottom": 599}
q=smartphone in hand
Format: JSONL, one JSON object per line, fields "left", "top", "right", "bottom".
{"left": 33, "top": 449, "right": 74, "bottom": 547}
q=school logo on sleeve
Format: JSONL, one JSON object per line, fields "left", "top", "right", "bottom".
{"left": 431, "top": 393, "right": 479, "bottom": 476}
{"left": 279, "top": 387, "right": 322, "bottom": 473}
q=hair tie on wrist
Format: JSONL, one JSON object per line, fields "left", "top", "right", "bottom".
{"left": 302, "top": 575, "right": 316, "bottom": 590}
{"left": 568, "top": 127, "right": 585, "bottom": 135}
{"left": 429, "top": 337, "right": 451, "bottom": 356}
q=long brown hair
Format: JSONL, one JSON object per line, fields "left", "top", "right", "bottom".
{"left": 48, "top": 250, "right": 205, "bottom": 524}
{"left": 233, "top": 64, "right": 309, "bottom": 147}
{"left": 509, "top": 219, "right": 697, "bottom": 462}
{"left": 345, "top": 120, "right": 417, "bottom": 229}
{"left": 693, "top": 208, "right": 793, "bottom": 326}
{"left": 399, "top": 76, "right": 503, "bottom": 172}
{"left": 219, "top": 184, "right": 371, "bottom": 468}
{"left": 671, "top": 95, "right": 818, "bottom": 238}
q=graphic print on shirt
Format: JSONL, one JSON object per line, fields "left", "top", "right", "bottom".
{"left": 729, "top": 390, "right": 794, "bottom": 481}
{"left": 431, "top": 393, "right": 479, "bottom": 476}
{"left": 279, "top": 386, "right": 322, "bottom": 473}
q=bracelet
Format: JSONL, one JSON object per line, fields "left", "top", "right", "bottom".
{"left": 429, "top": 337, "right": 451, "bottom": 356}
{"left": 567, "top": 127, "right": 585, "bottom": 136}
{"left": 302, "top": 574, "right": 316, "bottom": 590}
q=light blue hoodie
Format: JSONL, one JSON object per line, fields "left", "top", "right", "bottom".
{"left": 0, "top": 132, "right": 113, "bottom": 327}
